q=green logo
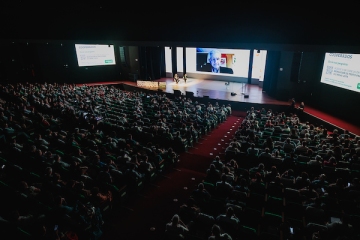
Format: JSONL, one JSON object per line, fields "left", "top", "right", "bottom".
{"left": 357, "top": 83, "right": 360, "bottom": 89}
{"left": 105, "top": 60, "right": 113, "bottom": 63}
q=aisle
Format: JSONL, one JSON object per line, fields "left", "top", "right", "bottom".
{"left": 100, "top": 115, "right": 243, "bottom": 240}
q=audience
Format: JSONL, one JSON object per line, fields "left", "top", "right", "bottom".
{"left": 0, "top": 83, "right": 358, "bottom": 240}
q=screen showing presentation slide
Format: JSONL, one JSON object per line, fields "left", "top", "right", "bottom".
{"left": 320, "top": 53, "right": 360, "bottom": 93}
{"left": 186, "top": 48, "right": 250, "bottom": 77}
{"left": 75, "top": 44, "right": 116, "bottom": 67}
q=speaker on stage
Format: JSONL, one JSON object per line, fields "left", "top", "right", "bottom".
{"left": 185, "top": 91, "right": 194, "bottom": 98}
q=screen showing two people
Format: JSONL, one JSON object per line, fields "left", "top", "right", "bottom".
{"left": 196, "top": 48, "right": 234, "bottom": 74}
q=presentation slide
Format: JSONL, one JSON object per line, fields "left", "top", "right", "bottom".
{"left": 185, "top": 48, "right": 250, "bottom": 77}
{"left": 321, "top": 53, "right": 360, "bottom": 93}
{"left": 75, "top": 44, "right": 116, "bottom": 67}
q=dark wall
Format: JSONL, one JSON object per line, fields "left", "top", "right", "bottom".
{"left": 0, "top": 42, "right": 40, "bottom": 84}
{"left": 138, "top": 46, "right": 165, "bottom": 81}
{"left": 37, "top": 43, "right": 122, "bottom": 84}
{"left": 274, "top": 51, "right": 294, "bottom": 101}
{"left": 1, "top": 42, "right": 127, "bottom": 84}
{"left": 128, "top": 46, "right": 140, "bottom": 78}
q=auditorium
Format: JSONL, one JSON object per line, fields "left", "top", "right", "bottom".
{"left": 1, "top": 2, "right": 360, "bottom": 240}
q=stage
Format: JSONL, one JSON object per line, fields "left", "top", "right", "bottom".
{"left": 78, "top": 78, "right": 360, "bottom": 136}
{"left": 119, "top": 77, "right": 288, "bottom": 105}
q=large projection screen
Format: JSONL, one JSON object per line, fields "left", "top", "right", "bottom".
{"left": 320, "top": 53, "right": 360, "bottom": 93}
{"left": 188, "top": 48, "right": 250, "bottom": 77}
{"left": 75, "top": 44, "right": 116, "bottom": 67}
{"left": 186, "top": 47, "right": 250, "bottom": 83}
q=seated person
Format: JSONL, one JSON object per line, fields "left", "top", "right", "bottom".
{"left": 208, "top": 224, "right": 232, "bottom": 240}
{"left": 247, "top": 143, "right": 259, "bottom": 157}
{"left": 215, "top": 174, "right": 234, "bottom": 197}
{"left": 206, "top": 164, "right": 221, "bottom": 183}
{"left": 179, "top": 198, "right": 200, "bottom": 224}
{"left": 216, "top": 206, "right": 240, "bottom": 233}
{"left": 183, "top": 74, "right": 187, "bottom": 83}
{"left": 225, "top": 142, "right": 241, "bottom": 153}
{"left": 295, "top": 171, "right": 311, "bottom": 189}
{"left": 212, "top": 156, "right": 225, "bottom": 171}
{"left": 174, "top": 73, "right": 180, "bottom": 84}
{"left": 258, "top": 148, "right": 272, "bottom": 159}
{"left": 191, "top": 183, "right": 211, "bottom": 206}
{"left": 165, "top": 214, "right": 189, "bottom": 238}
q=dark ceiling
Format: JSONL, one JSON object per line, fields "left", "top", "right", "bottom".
{"left": 1, "top": 1, "right": 359, "bottom": 52}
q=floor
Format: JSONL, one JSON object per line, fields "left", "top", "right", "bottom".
{"left": 122, "top": 78, "right": 288, "bottom": 105}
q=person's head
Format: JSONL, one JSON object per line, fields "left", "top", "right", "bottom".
{"left": 319, "top": 174, "right": 326, "bottom": 181}
{"left": 301, "top": 171, "right": 309, "bottom": 179}
{"left": 225, "top": 206, "right": 234, "bottom": 217}
{"left": 315, "top": 155, "right": 322, "bottom": 162}
{"left": 171, "top": 214, "right": 180, "bottom": 225}
{"left": 258, "top": 163, "right": 264, "bottom": 170}
{"left": 207, "top": 50, "right": 222, "bottom": 71}
{"left": 211, "top": 224, "right": 221, "bottom": 237}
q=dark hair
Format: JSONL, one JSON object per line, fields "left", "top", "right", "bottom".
{"left": 211, "top": 224, "right": 221, "bottom": 237}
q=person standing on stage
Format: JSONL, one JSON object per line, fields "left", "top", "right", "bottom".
{"left": 288, "top": 98, "right": 296, "bottom": 113}
{"left": 298, "top": 101, "right": 305, "bottom": 111}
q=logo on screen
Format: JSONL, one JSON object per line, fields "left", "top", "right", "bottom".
{"left": 105, "top": 60, "right": 113, "bottom": 63}
{"left": 357, "top": 83, "right": 360, "bottom": 89}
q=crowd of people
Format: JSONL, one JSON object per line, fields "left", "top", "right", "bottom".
{"left": 166, "top": 106, "right": 360, "bottom": 240}
{"left": 0, "top": 82, "right": 232, "bottom": 239}
{"left": 1, "top": 81, "right": 359, "bottom": 239}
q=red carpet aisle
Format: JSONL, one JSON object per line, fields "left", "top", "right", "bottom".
{"left": 100, "top": 115, "right": 242, "bottom": 240}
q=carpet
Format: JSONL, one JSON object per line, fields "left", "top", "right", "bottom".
{"left": 100, "top": 115, "right": 242, "bottom": 240}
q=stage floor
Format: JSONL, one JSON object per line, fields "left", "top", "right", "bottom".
{"left": 124, "top": 77, "right": 288, "bottom": 105}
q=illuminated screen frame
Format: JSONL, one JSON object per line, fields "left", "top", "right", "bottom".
{"left": 75, "top": 44, "right": 116, "bottom": 67}
{"left": 320, "top": 52, "right": 360, "bottom": 93}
